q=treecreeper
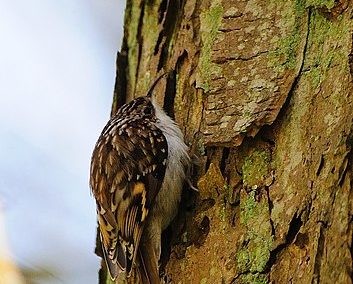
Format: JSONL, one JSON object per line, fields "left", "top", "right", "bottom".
{"left": 90, "top": 74, "right": 191, "bottom": 284}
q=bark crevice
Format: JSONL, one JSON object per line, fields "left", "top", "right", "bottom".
{"left": 265, "top": 211, "right": 303, "bottom": 273}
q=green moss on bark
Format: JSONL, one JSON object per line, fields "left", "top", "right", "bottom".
{"left": 125, "top": 1, "right": 142, "bottom": 95}
{"left": 242, "top": 149, "right": 271, "bottom": 188}
{"left": 237, "top": 191, "right": 273, "bottom": 274}
{"left": 197, "top": 1, "right": 223, "bottom": 92}
{"left": 305, "top": 10, "right": 349, "bottom": 88}
{"left": 267, "top": 0, "right": 307, "bottom": 71}
{"left": 305, "top": 0, "right": 335, "bottom": 9}
{"left": 238, "top": 273, "right": 268, "bottom": 284}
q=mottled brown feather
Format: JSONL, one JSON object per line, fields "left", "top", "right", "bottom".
{"left": 90, "top": 97, "right": 168, "bottom": 279}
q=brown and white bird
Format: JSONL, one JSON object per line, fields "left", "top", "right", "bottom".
{"left": 90, "top": 75, "right": 190, "bottom": 283}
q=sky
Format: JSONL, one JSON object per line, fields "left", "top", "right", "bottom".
{"left": 0, "top": 1, "right": 125, "bottom": 283}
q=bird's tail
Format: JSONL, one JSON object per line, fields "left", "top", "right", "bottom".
{"left": 135, "top": 241, "right": 160, "bottom": 284}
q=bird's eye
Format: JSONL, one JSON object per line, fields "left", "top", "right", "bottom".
{"left": 144, "top": 107, "right": 152, "bottom": 115}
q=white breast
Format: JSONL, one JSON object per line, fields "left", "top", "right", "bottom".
{"left": 151, "top": 99, "right": 190, "bottom": 229}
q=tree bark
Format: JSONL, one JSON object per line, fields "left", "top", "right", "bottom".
{"left": 99, "top": 0, "right": 353, "bottom": 283}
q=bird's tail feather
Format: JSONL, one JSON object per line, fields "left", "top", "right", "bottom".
{"left": 136, "top": 241, "right": 160, "bottom": 284}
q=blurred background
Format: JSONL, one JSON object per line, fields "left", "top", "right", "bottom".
{"left": 0, "top": 1, "right": 125, "bottom": 283}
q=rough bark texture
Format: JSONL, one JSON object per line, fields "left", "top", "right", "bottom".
{"left": 100, "top": 0, "right": 353, "bottom": 283}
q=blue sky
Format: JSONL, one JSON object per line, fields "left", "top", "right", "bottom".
{"left": 0, "top": 1, "right": 125, "bottom": 283}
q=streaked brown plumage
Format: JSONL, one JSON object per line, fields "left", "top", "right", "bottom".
{"left": 90, "top": 76, "right": 190, "bottom": 283}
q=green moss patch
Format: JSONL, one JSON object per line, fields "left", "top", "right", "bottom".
{"left": 197, "top": 1, "right": 223, "bottom": 92}
{"left": 242, "top": 149, "right": 271, "bottom": 188}
{"left": 237, "top": 190, "right": 273, "bottom": 274}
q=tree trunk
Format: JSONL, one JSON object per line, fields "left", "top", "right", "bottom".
{"left": 99, "top": 0, "right": 353, "bottom": 283}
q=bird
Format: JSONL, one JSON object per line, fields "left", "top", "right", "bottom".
{"left": 90, "top": 73, "right": 190, "bottom": 283}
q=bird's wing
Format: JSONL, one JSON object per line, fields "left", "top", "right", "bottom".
{"left": 90, "top": 117, "right": 168, "bottom": 279}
